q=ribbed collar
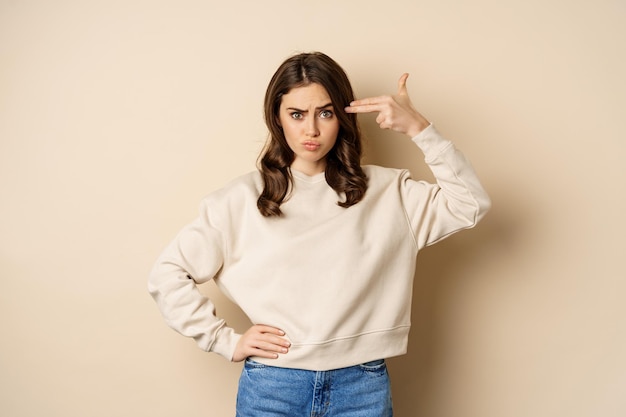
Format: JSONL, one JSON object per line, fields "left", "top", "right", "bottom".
{"left": 290, "top": 169, "right": 326, "bottom": 184}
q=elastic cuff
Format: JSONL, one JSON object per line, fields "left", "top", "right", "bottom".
{"left": 210, "top": 326, "right": 242, "bottom": 361}
{"left": 411, "top": 124, "right": 453, "bottom": 158}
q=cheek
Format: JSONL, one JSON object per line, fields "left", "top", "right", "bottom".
{"left": 326, "top": 120, "right": 340, "bottom": 139}
{"left": 281, "top": 122, "right": 299, "bottom": 142}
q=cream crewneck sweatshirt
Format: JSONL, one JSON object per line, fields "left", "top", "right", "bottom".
{"left": 148, "top": 124, "right": 491, "bottom": 371}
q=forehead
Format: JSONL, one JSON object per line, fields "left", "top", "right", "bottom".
{"left": 280, "top": 83, "right": 332, "bottom": 108}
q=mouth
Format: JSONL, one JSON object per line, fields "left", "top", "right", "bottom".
{"left": 303, "top": 141, "right": 321, "bottom": 151}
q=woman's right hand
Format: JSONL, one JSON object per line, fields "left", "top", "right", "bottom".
{"left": 344, "top": 73, "right": 430, "bottom": 138}
{"left": 232, "top": 324, "right": 291, "bottom": 362}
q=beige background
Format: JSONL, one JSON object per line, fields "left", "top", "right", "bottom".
{"left": 1, "top": 1, "right": 624, "bottom": 416}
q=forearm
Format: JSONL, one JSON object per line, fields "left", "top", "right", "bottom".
{"left": 148, "top": 259, "right": 240, "bottom": 359}
{"left": 148, "top": 208, "right": 241, "bottom": 360}
{"left": 409, "top": 124, "right": 491, "bottom": 246}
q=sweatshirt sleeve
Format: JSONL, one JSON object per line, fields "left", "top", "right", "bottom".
{"left": 148, "top": 198, "right": 241, "bottom": 360}
{"left": 401, "top": 124, "right": 491, "bottom": 249}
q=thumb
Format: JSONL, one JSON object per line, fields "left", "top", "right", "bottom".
{"left": 397, "top": 73, "right": 409, "bottom": 96}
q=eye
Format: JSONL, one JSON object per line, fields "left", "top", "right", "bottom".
{"left": 319, "top": 110, "right": 333, "bottom": 119}
{"left": 290, "top": 112, "right": 303, "bottom": 120}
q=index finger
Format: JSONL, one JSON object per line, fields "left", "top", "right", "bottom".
{"left": 344, "top": 96, "right": 388, "bottom": 114}
{"left": 344, "top": 104, "right": 384, "bottom": 114}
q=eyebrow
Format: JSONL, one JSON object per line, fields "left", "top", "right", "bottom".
{"left": 286, "top": 102, "right": 334, "bottom": 112}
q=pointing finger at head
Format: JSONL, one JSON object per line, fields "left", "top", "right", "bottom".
{"left": 345, "top": 95, "right": 394, "bottom": 113}
{"left": 348, "top": 95, "right": 388, "bottom": 107}
{"left": 344, "top": 103, "right": 384, "bottom": 114}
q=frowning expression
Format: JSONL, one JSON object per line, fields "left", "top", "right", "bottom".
{"left": 278, "top": 83, "right": 340, "bottom": 176}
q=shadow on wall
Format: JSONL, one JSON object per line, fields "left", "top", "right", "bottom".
{"left": 387, "top": 220, "right": 502, "bottom": 415}
{"left": 388, "top": 198, "right": 522, "bottom": 416}
{"left": 360, "top": 118, "right": 522, "bottom": 415}
{"left": 389, "top": 190, "right": 522, "bottom": 414}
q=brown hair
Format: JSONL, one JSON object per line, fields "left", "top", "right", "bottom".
{"left": 257, "top": 52, "right": 367, "bottom": 217}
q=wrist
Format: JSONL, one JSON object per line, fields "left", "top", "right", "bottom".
{"left": 407, "top": 117, "right": 430, "bottom": 138}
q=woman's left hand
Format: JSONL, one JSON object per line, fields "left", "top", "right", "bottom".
{"left": 344, "top": 73, "right": 430, "bottom": 138}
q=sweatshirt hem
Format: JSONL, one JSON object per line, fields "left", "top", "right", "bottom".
{"left": 249, "top": 325, "right": 411, "bottom": 371}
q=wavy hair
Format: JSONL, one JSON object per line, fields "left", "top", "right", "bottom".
{"left": 257, "top": 52, "right": 367, "bottom": 217}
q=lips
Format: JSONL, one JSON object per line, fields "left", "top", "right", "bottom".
{"left": 303, "top": 141, "right": 321, "bottom": 151}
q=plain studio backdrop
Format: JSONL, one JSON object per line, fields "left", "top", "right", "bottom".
{"left": 1, "top": 1, "right": 624, "bottom": 416}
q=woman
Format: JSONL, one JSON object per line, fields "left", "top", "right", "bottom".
{"left": 149, "top": 52, "right": 490, "bottom": 416}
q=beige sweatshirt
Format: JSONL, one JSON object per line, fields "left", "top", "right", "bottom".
{"left": 148, "top": 124, "right": 491, "bottom": 371}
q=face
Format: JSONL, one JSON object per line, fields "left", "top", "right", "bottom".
{"left": 278, "top": 83, "right": 340, "bottom": 176}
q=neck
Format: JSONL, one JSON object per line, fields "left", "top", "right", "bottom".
{"left": 290, "top": 161, "right": 326, "bottom": 177}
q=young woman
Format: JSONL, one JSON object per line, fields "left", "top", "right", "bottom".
{"left": 149, "top": 52, "right": 490, "bottom": 416}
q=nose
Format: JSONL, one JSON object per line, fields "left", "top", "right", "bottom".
{"left": 305, "top": 116, "right": 320, "bottom": 137}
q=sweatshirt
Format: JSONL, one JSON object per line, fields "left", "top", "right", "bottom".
{"left": 148, "top": 124, "right": 491, "bottom": 371}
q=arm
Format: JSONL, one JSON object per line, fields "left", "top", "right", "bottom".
{"left": 148, "top": 198, "right": 291, "bottom": 361}
{"left": 345, "top": 74, "right": 490, "bottom": 248}
{"left": 148, "top": 199, "right": 241, "bottom": 360}
{"left": 402, "top": 125, "right": 491, "bottom": 248}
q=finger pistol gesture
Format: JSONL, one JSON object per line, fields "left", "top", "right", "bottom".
{"left": 345, "top": 73, "right": 430, "bottom": 138}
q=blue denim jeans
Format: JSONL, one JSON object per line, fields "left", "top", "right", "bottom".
{"left": 236, "top": 358, "right": 393, "bottom": 416}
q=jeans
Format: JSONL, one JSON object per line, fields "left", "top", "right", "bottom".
{"left": 236, "top": 358, "right": 393, "bottom": 417}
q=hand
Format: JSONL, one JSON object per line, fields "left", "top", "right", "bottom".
{"left": 344, "top": 73, "right": 430, "bottom": 138}
{"left": 232, "top": 324, "right": 291, "bottom": 362}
